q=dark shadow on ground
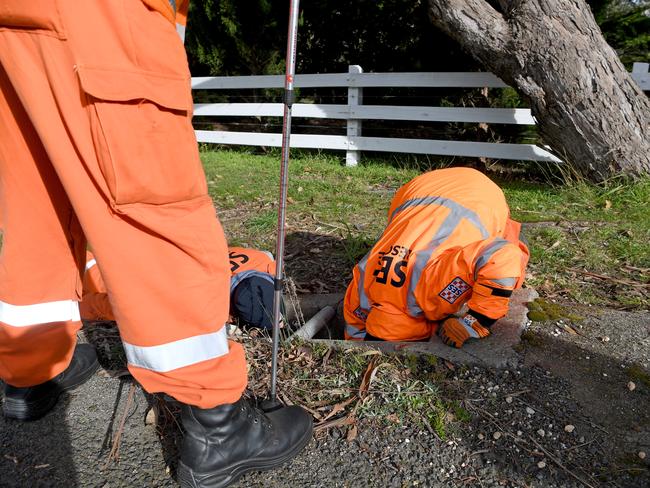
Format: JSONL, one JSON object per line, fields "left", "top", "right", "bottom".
{"left": 284, "top": 230, "right": 371, "bottom": 295}
{"left": 0, "top": 391, "right": 79, "bottom": 487}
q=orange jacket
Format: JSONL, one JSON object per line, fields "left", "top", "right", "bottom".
{"left": 80, "top": 251, "right": 115, "bottom": 321}
{"left": 81, "top": 247, "right": 276, "bottom": 321}
{"left": 141, "top": 0, "right": 189, "bottom": 26}
{"left": 344, "top": 168, "right": 529, "bottom": 341}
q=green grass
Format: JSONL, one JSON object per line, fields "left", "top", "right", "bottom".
{"left": 203, "top": 148, "right": 649, "bottom": 308}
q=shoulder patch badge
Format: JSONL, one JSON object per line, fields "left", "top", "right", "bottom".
{"left": 439, "top": 277, "right": 470, "bottom": 304}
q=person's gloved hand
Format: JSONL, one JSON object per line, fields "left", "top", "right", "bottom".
{"left": 438, "top": 315, "right": 490, "bottom": 348}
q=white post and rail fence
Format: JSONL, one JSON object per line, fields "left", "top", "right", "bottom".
{"left": 191, "top": 62, "right": 650, "bottom": 167}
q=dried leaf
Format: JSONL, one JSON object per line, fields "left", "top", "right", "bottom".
{"left": 314, "top": 415, "right": 355, "bottom": 432}
{"left": 561, "top": 324, "right": 578, "bottom": 335}
{"left": 359, "top": 349, "right": 382, "bottom": 356}
{"left": 358, "top": 358, "right": 380, "bottom": 400}
{"left": 386, "top": 413, "right": 401, "bottom": 424}
{"left": 547, "top": 240, "right": 561, "bottom": 251}
{"left": 444, "top": 360, "right": 456, "bottom": 371}
{"left": 323, "top": 396, "right": 357, "bottom": 421}
{"left": 605, "top": 200, "right": 612, "bottom": 210}
{"left": 346, "top": 424, "right": 358, "bottom": 442}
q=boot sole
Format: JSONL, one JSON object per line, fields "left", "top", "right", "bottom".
{"left": 3, "top": 358, "right": 100, "bottom": 421}
{"left": 176, "top": 422, "right": 313, "bottom": 488}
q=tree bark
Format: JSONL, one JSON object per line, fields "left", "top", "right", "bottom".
{"left": 428, "top": 0, "right": 650, "bottom": 179}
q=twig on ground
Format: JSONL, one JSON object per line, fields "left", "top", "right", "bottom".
{"left": 313, "top": 415, "right": 355, "bottom": 432}
{"left": 527, "top": 436, "right": 597, "bottom": 488}
{"left": 569, "top": 268, "right": 649, "bottom": 289}
{"left": 104, "top": 382, "right": 136, "bottom": 468}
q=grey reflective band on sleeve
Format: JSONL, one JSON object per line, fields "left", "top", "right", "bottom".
{"left": 345, "top": 323, "right": 367, "bottom": 339}
{"left": 388, "top": 196, "right": 490, "bottom": 233}
{"left": 357, "top": 253, "right": 371, "bottom": 311}
{"left": 488, "top": 277, "right": 517, "bottom": 287}
{"left": 229, "top": 270, "right": 275, "bottom": 293}
{"left": 473, "top": 239, "right": 509, "bottom": 280}
{"left": 168, "top": 0, "right": 177, "bottom": 9}
{"left": 176, "top": 23, "right": 186, "bottom": 41}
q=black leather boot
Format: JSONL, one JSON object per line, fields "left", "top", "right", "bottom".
{"left": 2, "top": 343, "right": 99, "bottom": 421}
{"left": 177, "top": 397, "right": 313, "bottom": 488}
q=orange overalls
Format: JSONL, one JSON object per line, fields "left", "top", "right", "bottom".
{"left": 343, "top": 168, "right": 529, "bottom": 341}
{"left": 81, "top": 247, "right": 277, "bottom": 322}
{"left": 0, "top": 0, "right": 246, "bottom": 408}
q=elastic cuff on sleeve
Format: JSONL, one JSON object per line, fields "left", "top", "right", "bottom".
{"left": 467, "top": 309, "right": 497, "bottom": 328}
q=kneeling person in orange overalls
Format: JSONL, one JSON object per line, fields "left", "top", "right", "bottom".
{"left": 343, "top": 168, "right": 529, "bottom": 348}
{"left": 82, "top": 247, "right": 278, "bottom": 330}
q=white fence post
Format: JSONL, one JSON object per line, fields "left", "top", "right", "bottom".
{"left": 346, "top": 65, "right": 363, "bottom": 167}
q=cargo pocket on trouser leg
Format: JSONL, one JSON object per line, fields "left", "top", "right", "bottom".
{"left": 77, "top": 66, "right": 206, "bottom": 207}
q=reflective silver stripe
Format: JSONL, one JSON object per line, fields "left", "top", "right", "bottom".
{"left": 389, "top": 196, "right": 489, "bottom": 232}
{"left": 345, "top": 323, "right": 367, "bottom": 339}
{"left": 230, "top": 270, "right": 274, "bottom": 293}
{"left": 357, "top": 253, "right": 370, "bottom": 311}
{"left": 176, "top": 23, "right": 186, "bottom": 42}
{"left": 474, "top": 239, "right": 509, "bottom": 280}
{"left": 488, "top": 277, "right": 517, "bottom": 287}
{"left": 85, "top": 259, "right": 97, "bottom": 271}
{"left": 123, "top": 327, "right": 229, "bottom": 373}
{"left": 0, "top": 299, "right": 80, "bottom": 327}
{"left": 464, "top": 323, "right": 480, "bottom": 338}
{"left": 262, "top": 250, "right": 275, "bottom": 260}
{"left": 404, "top": 198, "right": 490, "bottom": 317}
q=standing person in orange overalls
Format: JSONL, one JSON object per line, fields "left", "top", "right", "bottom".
{"left": 344, "top": 168, "right": 529, "bottom": 347}
{"left": 82, "top": 247, "right": 279, "bottom": 331}
{"left": 0, "top": 2, "right": 311, "bottom": 487}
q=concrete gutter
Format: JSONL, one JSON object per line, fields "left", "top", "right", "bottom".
{"left": 300, "top": 288, "right": 538, "bottom": 369}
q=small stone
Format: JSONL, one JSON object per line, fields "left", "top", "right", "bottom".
{"left": 537, "top": 429, "right": 545, "bottom": 437}
{"left": 493, "top": 432, "right": 502, "bottom": 440}
{"left": 628, "top": 381, "right": 636, "bottom": 391}
{"left": 506, "top": 396, "right": 513, "bottom": 404}
{"left": 517, "top": 430, "right": 523, "bottom": 437}
{"left": 537, "top": 461, "right": 547, "bottom": 469}
{"left": 405, "top": 438, "right": 410, "bottom": 443}
{"left": 478, "top": 433, "right": 485, "bottom": 440}
{"left": 564, "top": 424, "right": 575, "bottom": 433}
{"left": 601, "top": 336, "right": 610, "bottom": 342}
{"left": 526, "top": 407, "right": 535, "bottom": 415}
{"left": 639, "top": 451, "right": 646, "bottom": 460}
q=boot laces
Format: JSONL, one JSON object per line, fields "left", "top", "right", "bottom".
{"left": 240, "top": 401, "right": 273, "bottom": 430}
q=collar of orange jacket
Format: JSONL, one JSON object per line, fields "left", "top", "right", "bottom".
{"left": 141, "top": 0, "right": 189, "bottom": 26}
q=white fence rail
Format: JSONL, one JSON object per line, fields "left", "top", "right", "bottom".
{"left": 192, "top": 63, "right": 650, "bottom": 166}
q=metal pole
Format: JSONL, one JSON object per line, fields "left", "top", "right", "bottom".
{"left": 270, "top": 0, "right": 300, "bottom": 403}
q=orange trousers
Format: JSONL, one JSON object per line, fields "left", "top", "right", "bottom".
{"left": 0, "top": 0, "right": 246, "bottom": 408}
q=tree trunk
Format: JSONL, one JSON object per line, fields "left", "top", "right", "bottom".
{"left": 428, "top": 0, "right": 650, "bottom": 179}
